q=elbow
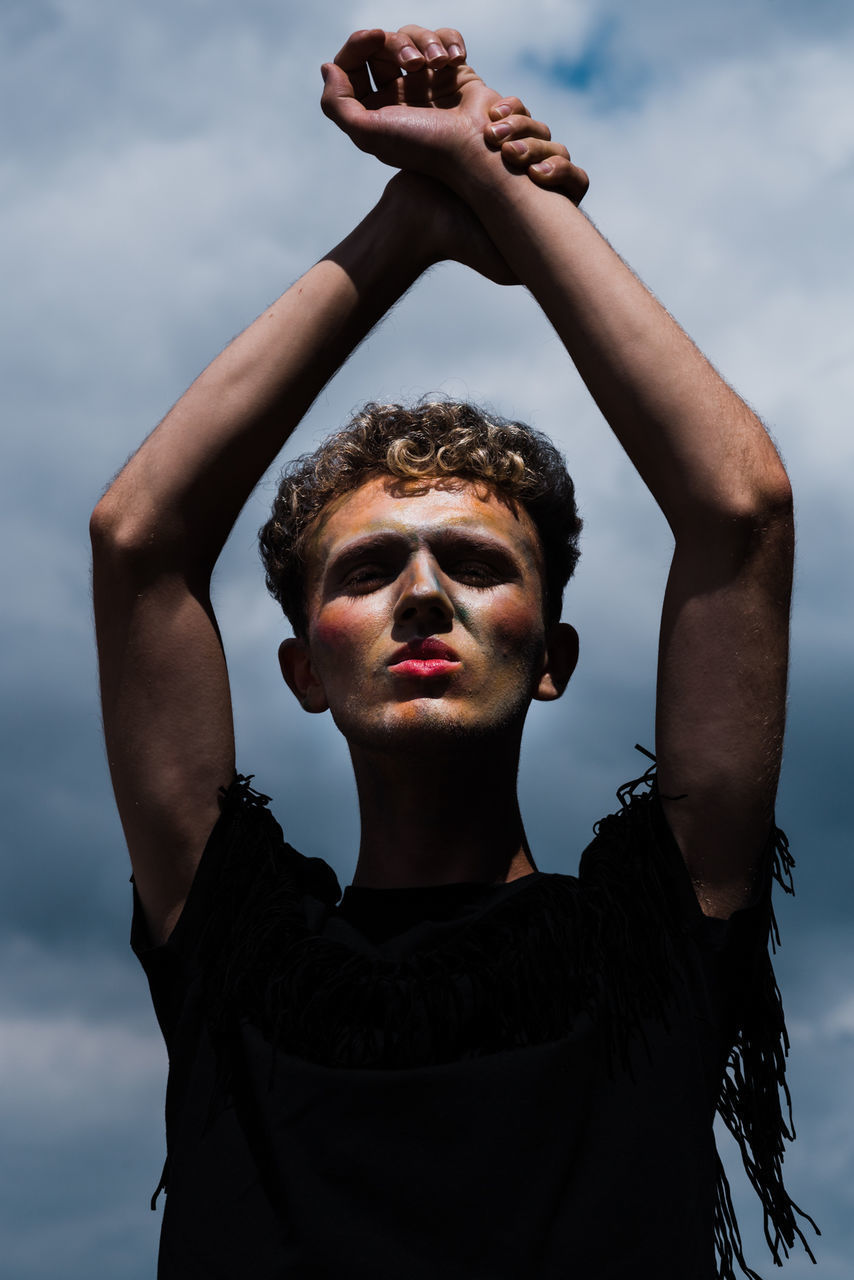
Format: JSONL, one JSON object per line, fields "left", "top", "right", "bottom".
{"left": 89, "top": 488, "right": 160, "bottom": 572}
{"left": 721, "top": 417, "right": 793, "bottom": 524}
{"left": 89, "top": 493, "right": 117, "bottom": 551}
{"left": 720, "top": 473, "right": 794, "bottom": 558}
{"left": 674, "top": 463, "right": 794, "bottom": 566}
{"left": 738, "top": 411, "right": 793, "bottom": 523}
{"left": 750, "top": 473, "right": 794, "bottom": 568}
{"left": 720, "top": 474, "right": 794, "bottom": 573}
{"left": 90, "top": 491, "right": 134, "bottom": 556}
{"left": 743, "top": 465, "right": 794, "bottom": 546}
{"left": 752, "top": 457, "right": 793, "bottom": 525}
{"left": 90, "top": 484, "right": 202, "bottom": 586}
{"left": 697, "top": 438, "right": 794, "bottom": 534}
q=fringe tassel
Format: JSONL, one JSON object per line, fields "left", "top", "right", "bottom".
{"left": 605, "top": 756, "right": 820, "bottom": 1279}
{"left": 712, "top": 820, "right": 819, "bottom": 1277}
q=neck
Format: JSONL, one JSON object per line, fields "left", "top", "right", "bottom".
{"left": 348, "top": 735, "right": 537, "bottom": 888}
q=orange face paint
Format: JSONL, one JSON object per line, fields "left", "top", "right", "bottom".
{"left": 296, "top": 476, "right": 551, "bottom": 750}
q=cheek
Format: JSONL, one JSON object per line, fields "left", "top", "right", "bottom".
{"left": 311, "top": 613, "right": 355, "bottom": 667}
{"left": 484, "top": 594, "right": 545, "bottom": 662}
{"left": 309, "top": 600, "right": 383, "bottom": 683}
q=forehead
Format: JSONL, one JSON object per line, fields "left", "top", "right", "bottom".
{"left": 306, "top": 475, "right": 544, "bottom": 574}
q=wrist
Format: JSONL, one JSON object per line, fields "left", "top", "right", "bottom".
{"left": 374, "top": 172, "right": 456, "bottom": 272}
{"left": 330, "top": 182, "right": 433, "bottom": 294}
{"left": 448, "top": 141, "right": 526, "bottom": 210}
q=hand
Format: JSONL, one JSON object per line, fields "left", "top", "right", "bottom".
{"left": 321, "top": 26, "right": 588, "bottom": 205}
{"left": 377, "top": 101, "right": 589, "bottom": 290}
{"left": 320, "top": 25, "right": 508, "bottom": 182}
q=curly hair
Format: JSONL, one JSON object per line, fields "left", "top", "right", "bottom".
{"left": 259, "top": 400, "right": 582, "bottom": 637}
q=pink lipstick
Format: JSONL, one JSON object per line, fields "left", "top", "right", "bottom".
{"left": 388, "top": 638, "right": 461, "bottom": 677}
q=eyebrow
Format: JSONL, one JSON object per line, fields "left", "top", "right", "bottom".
{"left": 323, "top": 531, "right": 413, "bottom": 574}
{"left": 323, "top": 526, "right": 532, "bottom": 577}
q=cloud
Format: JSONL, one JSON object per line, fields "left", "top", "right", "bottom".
{"left": 0, "top": 1012, "right": 163, "bottom": 1136}
{"left": 0, "top": 936, "right": 167, "bottom": 1277}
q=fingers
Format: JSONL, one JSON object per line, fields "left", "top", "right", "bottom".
{"left": 320, "top": 60, "right": 368, "bottom": 132}
{"left": 529, "top": 156, "right": 590, "bottom": 205}
{"left": 500, "top": 137, "right": 566, "bottom": 167}
{"left": 489, "top": 97, "right": 532, "bottom": 122}
{"left": 366, "top": 27, "right": 434, "bottom": 90}
{"left": 485, "top": 110, "right": 557, "bottom": 170}
{"left": 397, "top": 24, "right": 467, "bottom": 68}
{"left": 367, "top": 47, "right": 407, "bottom": 90}
{"left": 487, "top": 114, "right": 552, "bottom": 148}
{"left": 327, "top": 26, "right": 468, "bottom": 101}
{"left": 363, "top": 25, "right": 465, "bottom": 80}
{"left": 432, "top": 27, "right": 467, "bottom": 64}
{"left": 331, "top": 28, "right": 386, "bottom": 99}
{"left": 483, "top": 99, "right": 589, "bottom": 206}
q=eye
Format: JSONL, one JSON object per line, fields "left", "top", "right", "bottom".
{"left": 448, "top": 560, "right": 502, "bottom": 586}
{"left": 341, "top": 563, "right": 394, "bottom": 592}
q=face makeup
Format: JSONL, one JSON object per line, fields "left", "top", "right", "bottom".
{"left": 298, "top": 476, "right": 550, "bottom": 748}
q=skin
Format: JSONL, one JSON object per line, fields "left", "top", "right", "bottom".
{"left": 91, "top": 22, "right": 792, "bottom": 945}
{"left": 278, "top": 476, "right": 578, "bottom": 888}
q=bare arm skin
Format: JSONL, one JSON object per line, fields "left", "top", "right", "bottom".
{"left": 91, "top": 94, "right": 577, "bottom": 944}
{"left": 463, "top": 128, "right": 793, "bottom": 918}
{"left": 322, "top": 26, "right": 794, "bottom": 917}
{"left": 91, "top": 194, "right": 424, "bottom": 944}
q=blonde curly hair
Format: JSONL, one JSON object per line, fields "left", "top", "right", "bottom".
{"left": 259, "top": 400, "right": 581, "bottom": 636}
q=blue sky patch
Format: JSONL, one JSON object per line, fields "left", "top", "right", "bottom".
{"left": 525, "top": 18, "right": 651, "bottom": 112}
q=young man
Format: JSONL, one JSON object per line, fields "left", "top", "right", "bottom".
{"left": 91, "top": 24, "right": 816, "bottom": 1280}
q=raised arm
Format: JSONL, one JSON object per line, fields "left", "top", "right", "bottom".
{"left": 322, "top": 26, "right": 793, "bottom": 917}
{"left": 90, "top": 187, "right": 428, "bottom": 944}
{"left": 91, "top": 90, "right": 577, "bottom": 944}
{"left": 464, "top": 104, "right": 793, "bottom": 919}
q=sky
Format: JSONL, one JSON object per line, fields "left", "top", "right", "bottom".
{"left": 1, "top": 0, "right": 852, "bottom": 1275}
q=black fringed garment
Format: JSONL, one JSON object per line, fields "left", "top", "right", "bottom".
{"left": 132, "top": 761, "right": 817, "bottom": 1279}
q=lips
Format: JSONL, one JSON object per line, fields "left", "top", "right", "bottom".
{"left": 389, "top": 638, "right": 459, "bottom": 663}
{"left": 388, "top": 637, "right": 461, "bottom": 676}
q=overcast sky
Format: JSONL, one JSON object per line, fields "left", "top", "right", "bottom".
{"left": 2, "top": 0, "right": 852, "bottom": 1275}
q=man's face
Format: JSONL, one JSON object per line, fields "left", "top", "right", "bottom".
{"left": 282, "top": 475, "right": 571, "bottom": 750}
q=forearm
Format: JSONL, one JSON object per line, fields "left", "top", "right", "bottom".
{"left": 91, "top": 188, "right": 428, "bottom": 577}
{"left": 454, "top": 153, "right": 790, "bottom": 537}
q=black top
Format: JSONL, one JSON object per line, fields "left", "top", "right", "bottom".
{"left": 132, "top": 767, "right": 816, "bottom": 1280}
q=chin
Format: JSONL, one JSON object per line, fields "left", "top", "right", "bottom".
{"left": 332, "top": 693, "right": 529, "bottom": 754}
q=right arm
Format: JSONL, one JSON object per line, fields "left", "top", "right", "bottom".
{"left": 91, "top": 181, "right": 433, "bottom": 946}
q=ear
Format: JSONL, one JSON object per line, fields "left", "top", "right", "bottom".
{"left": 532, "top": 622, "right": 579, "bottom": 702}
{"left": 278, "top": 637, "right": 329, "bottom": 714}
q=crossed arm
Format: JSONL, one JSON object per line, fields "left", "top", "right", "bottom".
{"left": 92, "top": 24, "right": 793, "bottom": 942}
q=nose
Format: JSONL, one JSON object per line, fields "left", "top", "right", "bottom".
{"left": 392, "top": 551, "right": 454, "bottom": 628}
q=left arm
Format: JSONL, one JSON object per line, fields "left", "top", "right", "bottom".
{"left": 454, "top": 156, "right": 793, "bottom": 919}
{"left": 321, "top": 26, "right": 794, "bottom": 916}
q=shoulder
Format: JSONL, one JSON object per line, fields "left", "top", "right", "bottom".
{"left": 135, "top": 774, "right": 342, "bottom": 960}
{"left": 580, "top": 755, "right": 704, "bottom": 936}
